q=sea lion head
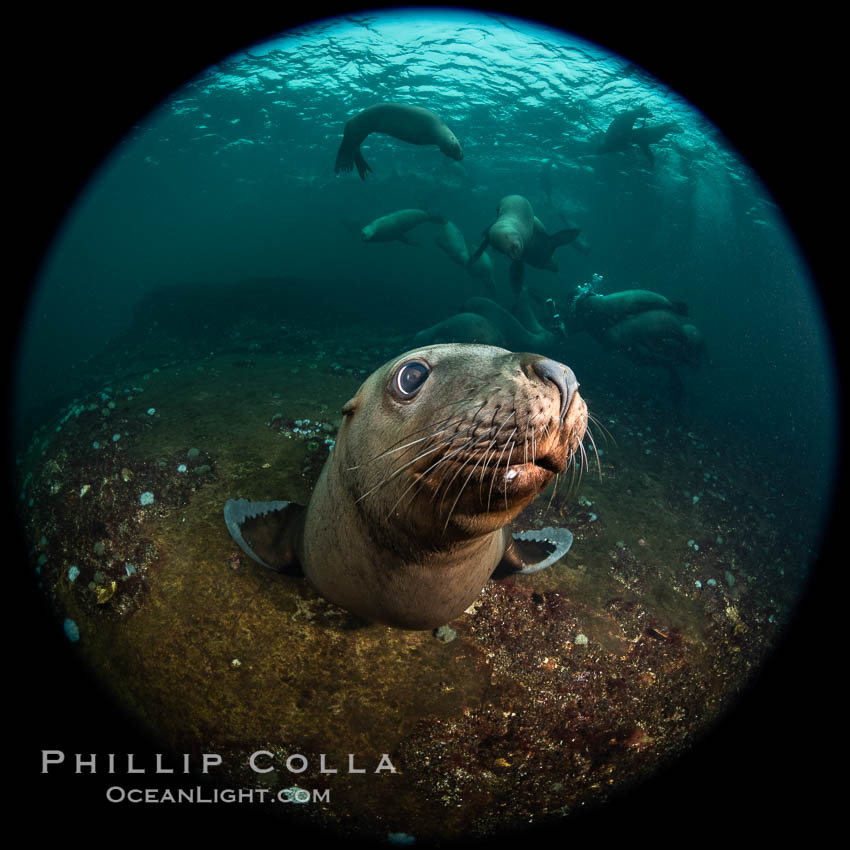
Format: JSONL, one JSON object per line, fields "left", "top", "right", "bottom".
{"left": 490, "top": 224, "right": 524, "bottom": 260}
{"left": 335, "top": 344, "right": 588, "bottom": 544}
{"left": 360, "top": 224, "right": 376, "bottom": 241}
{"left": 438, "top": 129, "right": 463, "bottom": 161}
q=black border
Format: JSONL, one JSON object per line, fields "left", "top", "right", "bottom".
{"left": 10, "top": 4, "right": 842, "bottom": 844}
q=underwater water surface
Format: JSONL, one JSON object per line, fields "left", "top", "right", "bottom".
{"left": 12, "top": 7, "right": 840, "bottom": 845}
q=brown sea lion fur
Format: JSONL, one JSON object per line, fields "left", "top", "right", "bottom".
{"left": 226, "top": 345, "right": 587, "bottom": 629}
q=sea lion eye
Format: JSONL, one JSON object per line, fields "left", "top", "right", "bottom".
{"left": 394, "top": 360, "right": 430, "bottom": 398}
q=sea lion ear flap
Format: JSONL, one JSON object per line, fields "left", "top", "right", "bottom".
{"left": 342, "top": 398, "right": 358, "bottom": 416}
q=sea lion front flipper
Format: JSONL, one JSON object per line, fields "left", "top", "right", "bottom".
{"left": 223, "top": 498, "right": 304, "bottom": 574}
{"left": 353, "top": 148, "right": 372, "bottom": 180}
{"left": 496, "top": 526, "right": 574, "bottom": 576}
{"left": 509, "top": 260, "right": 525, "bottom": 296}
{"left": 549, "top": 227, "right": 581, "bottom": 249}
{"left": 467, "top": 227, "right": 491, "bottom": 266}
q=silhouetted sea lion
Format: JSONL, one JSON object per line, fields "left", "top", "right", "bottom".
{"left": 597, "top": 106, "right": 681, "bottom": 163}
{"left": 597, "top": 105, "right": 651, "bottom": 155}
{"left": 335, "top": 103, "right": 463, "bottom": 180}
{"left": 224, "top": 345, "right": 587, "bottom": 630}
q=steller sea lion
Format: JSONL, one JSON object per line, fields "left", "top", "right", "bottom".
{"left": 335, "top": 103, "right": 463, "bottom": 180}
{"left": 224, "top": 344, "right": 588, "bottom": 630}
{"left": 603, "top": 308, "right": 687, "bottom": 352}
{"left": 576, "top": 289, "right": 688, "bottom": 329}
{"left": 596, "top": 106, "right": 681, "bottom": 164}
{"left": 596, "top": 105, "right": 652, "bottom": 155}
{"left": 361, "top": 209, "right": 443, "bottom": 244}
{"left": 470, "top": 195, "right": 580, "bottom": 296}
{"left": 470, "top": 195, "right": 535, "bottom": 264}
{"left": 412, "top": 313, "right": 506, "bottom": 348}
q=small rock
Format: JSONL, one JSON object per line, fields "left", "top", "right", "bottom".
{"left": 63, "top": 619, "right": 80, "bottom": 642}
{"left": 433, "top": 625, "right": 457, "bottom": 643}
{"left": 574, "top": 633, "right": 589, "bottom": 645}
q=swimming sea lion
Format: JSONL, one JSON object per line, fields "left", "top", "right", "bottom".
{"left": 470, "top": 194, "right": 535, "bottom": 264}
{"left": 335, "top": 103, "right": 463, "bottom": 180}
{"left": 470, "top": 196, "right": 579, "bottom": 295}
{"left": 576, "top": 289, "right": 688, "bottom": 327}
{"left": 596, "top": 105, "right": 652, "bottom": 155}
{"left": 597, "top": 107, "right": 680, "bottom": 163}
{"left": 361, "top": 209, "right": 443, "bottom": 245}
{"left": 224, "top": 344, "right": 588, "bottom": 630}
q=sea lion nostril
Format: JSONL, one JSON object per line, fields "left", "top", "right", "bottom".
{"left": 532, "top": 358, "right": 577, "bottom": 421}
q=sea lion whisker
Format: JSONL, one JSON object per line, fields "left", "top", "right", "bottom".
{"left": 387, "top": 427, "right": 485, "bottom": 516}
{"left": 477, "top": 437, "right": 502, "bottom": 499}
{"left": 503, "top": 439, "right": 516, "bottom": 511}
{"left": 476, "top": 409, "right": 518, "bottom": 497}
{"left": 385, "top": 452, "right": 458, "bottom": 518}
{"left": 436, "top": 431, "right": 495, "bottom": 510}
{"left": 583, "top": 425, "right": 603, "bottom": 481}
{"left": 442, "top": 445, "right": 494, "bottom": 534}
{"left": 360, "top": 401, "right": 480, "bottom": 465}
{"left": 544, "top": 472, "right": 558, "bottom": 514}
{"left": 367, "top": 413, "right": 474, "bottom": 467}
{"left": 355, "top": 434, "right": 467, "bottom": 504}
{"left": 377, "top": 406, "right": 490, "bottom": 485}
{"left": 487, "top": 426, "right": 518, "bottom": 513}
{"left": 587, "top": 411, "right": 616, "bottom": 446}
{"left": 524, "top": 422, "right": 529, "bottom": 466}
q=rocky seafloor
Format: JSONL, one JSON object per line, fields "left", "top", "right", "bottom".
{"left": 14, "top": 309, "right": 817, "bottom": 845}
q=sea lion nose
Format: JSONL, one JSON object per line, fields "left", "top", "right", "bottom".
{"left": 532, "top": 358, "right": 579, "bottom": 422}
